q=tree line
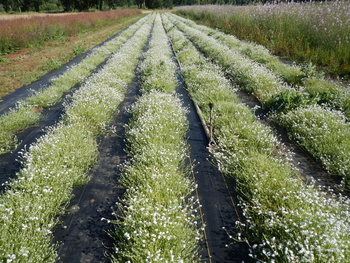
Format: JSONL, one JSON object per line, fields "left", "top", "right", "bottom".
{"left": 0, "top": 0, "right": 138, "bottom": 12}
{"left": 0, "top": 0, "right": 329, "bottom": 12}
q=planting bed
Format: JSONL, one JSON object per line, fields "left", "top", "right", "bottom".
{"left": 0, "top": 12, "right": 350, "bottom": 263}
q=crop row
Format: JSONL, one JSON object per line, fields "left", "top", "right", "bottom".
{"left": 0, "top": 14, "right": 146, "bottom": 155}
{"left": 0, "top": 14, "right": 154, "bottom": 262}
{"left": 109, "top": 14, "right": 201, "bottom": 262}
{"left": 167, "top": 13, "right": 350, "bottom": 186}
{"left": 162, "top": 13, "right": 350, "bottom": 263}
{"left": 173, "top": 13, "right": 350, "bottom": 117}
{"left": 171, "top": 13, "right": 350, "bottom": 117}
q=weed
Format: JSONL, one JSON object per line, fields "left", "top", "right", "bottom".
{"left": 73, "top": 45, "right": 84, "bottom": 56}
{"left": 0, "top": 56, "right": 8, "bottom": 63}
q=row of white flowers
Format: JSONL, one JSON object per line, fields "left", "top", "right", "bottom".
{"left": 167, "top": 13, "right": 289, "bottom": 105}
{"left": 167, "top": 13, "right": 350, "bottom": 186}
{"left": 109, "top": 14, "right": 201, "bottom": 262}
{"left": 0, "top": 14, "right": 145, "bottom": 155}
{"left": 0, "top": 14, "right": 154, "bottom": 262}
{"left": 171, "top": 13, "right": 304, "bottom": 86}
{"left": 162, "top": 13, "right": 350, "bottom": 263}
{"left": 172, "top": 13, "right": 350, "bottom": 119}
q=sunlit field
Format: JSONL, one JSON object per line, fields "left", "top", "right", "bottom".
{"left": 0, "top": 10, "right": 141, "bottom": 54}
{"left": 1, "top": 10, "right": 350, "bottom": 263}
{"left": 177, "top": 1, "right": 350, "bottom": 79}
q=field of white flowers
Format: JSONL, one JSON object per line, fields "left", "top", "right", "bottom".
{"left": 0, "top": 14, "right": 154, "bottom": 262}
{"left": 167, "top": 13, "right": 350, "bottom": 187}
{"left": 163, "top": 13, "right": 350, "bottom": 263}
{"left": 0, "top": 10, "right": 350, "bottom": 263}
{"left": 108, "top": 14, "right": 201, "bottom": 262}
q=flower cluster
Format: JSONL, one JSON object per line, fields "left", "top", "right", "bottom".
{"left": 274, "top": 104, "right": 350, "bottom": 181}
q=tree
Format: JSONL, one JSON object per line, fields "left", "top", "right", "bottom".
{"left": 60, "top": 0, "right": 72, "bottom": 11}
{"left": 33, "top": 0, "right": 43, "bottom": 11}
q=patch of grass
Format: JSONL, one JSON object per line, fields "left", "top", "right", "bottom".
{"left": 0, "top": 56, "right": 8, "bottom": 63}
{"left": 45, "top": 58, "right": 62, "bottom": 70}
{"left": 72, "top": 45, "right": 84, "bottom": 56}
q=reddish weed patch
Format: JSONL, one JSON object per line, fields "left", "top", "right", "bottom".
{"left": 0, "top": 10, "right": 141, "bottom": 55}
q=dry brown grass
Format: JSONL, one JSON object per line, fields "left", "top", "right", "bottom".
{"left": 0, "top": 12, "right": 78, "bottom": 20}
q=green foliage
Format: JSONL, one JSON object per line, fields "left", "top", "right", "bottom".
{"left": 73, "top": 45, "right": 84, "bottom": 56}
{"left": 267, "top": 89, "right": 314, "bottom": 113}
{"left": 45, "top": 58, "right": 62, "bottom": 70}
{"left": 40, "top": 0, "right": 63, "bottom": 11}
{"left": 0, "top": 56, "right": 8, "bottom": 63}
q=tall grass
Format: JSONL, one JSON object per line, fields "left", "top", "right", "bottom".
{"left": 0, "top": 9, "right": 141, "bottom": 55}
{"left": 177, "top": 1, "right": 350, "bottom": 79}
{"left": 166, "top": 14, "right": 350, "bottom": 118}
